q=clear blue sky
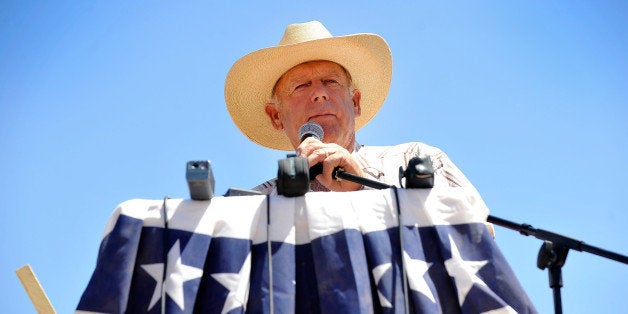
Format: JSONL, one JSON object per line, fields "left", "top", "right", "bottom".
{"left": 2, "top": 1, "right": 627, "bottom": 313}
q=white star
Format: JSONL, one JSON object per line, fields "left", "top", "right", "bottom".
{"left": 443, "top": 234, "right": 488, "bottom": 305}
{"left": 211, "top": 253, "right": 251, "bottom": 313}
{"left": 403, "top": 251, "right": 435, "bottom": 303}
{"left": 140, "top": 263, "right": 164, "bottom": 310}
{"left": 372, "top": 263, "right": 393, "bottom": 308}
{"left": 140, "top": 240, "right": 203, "bottom": 311}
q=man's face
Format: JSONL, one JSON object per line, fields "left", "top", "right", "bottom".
{"left": 265, "top": 61, "right": 361, "bottom": 150}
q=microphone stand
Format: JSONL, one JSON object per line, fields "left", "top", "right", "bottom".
{"left": 276, "top": 156, "right": 628, "bottom": 314}
{"left": 484, "top": 215, "right": 628, "bottom": 314}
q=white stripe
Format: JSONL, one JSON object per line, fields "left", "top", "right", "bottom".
{"left": 102, "top": 198, "right": 162, "bottom": 239}
{"left": 252, "top": 195, "right": 297, "bottom": 245}
{"left": 398, "top": 187, "right": 489, "bottom": 228}
{"left": 106, "top": 188, "right": 488, "bottom": 244}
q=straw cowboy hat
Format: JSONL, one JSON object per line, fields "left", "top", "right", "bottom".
{"left": 225, "top": 20, "right": 392, "bottom": 151}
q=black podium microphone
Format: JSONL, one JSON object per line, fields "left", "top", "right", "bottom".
{"left": 298, "top": 122, "right": 325, "bottom": 178}
{"left": 186, "top": 160, "right": 215, "bottom": 200}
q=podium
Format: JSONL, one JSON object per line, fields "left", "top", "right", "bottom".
{"left": 76, "top": 188, "right": 536, "bottom": 313}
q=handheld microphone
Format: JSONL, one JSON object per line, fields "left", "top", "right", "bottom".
{"left": 276, "top": 122, "right": 323, "bottom": 197}
{"left": 298, "top": 122, "right": 325, "bottom": 178}
{"left": 299, "top": 121, "right": 324, "bottom": 142}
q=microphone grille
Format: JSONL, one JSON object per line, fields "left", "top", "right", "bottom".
{"left": 299, "top": 122, "right": 324, "bottom": 142}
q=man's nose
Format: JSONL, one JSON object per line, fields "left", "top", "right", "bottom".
{"left": 311, "top": 83, "right": 329, "bottom": 103}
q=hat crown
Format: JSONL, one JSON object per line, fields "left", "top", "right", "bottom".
{"left": 278, "top": 21, "right": 333, "bottom": 46}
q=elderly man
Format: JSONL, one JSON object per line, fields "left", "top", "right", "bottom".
{"left": 225, "top": 21, "right": 482, "bottom": 199}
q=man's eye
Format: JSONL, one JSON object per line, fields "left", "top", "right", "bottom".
{"left": 295, "top": 82, "right": 311, "bottom": 90}
{"left": 324, "top": 79, "right": 339, "bottom": 84}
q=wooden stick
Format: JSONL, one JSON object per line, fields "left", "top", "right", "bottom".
{"left": 15, "top": 264, "right": 56, "bottom": 314}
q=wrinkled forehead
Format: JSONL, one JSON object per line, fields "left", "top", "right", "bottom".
{"left": 272, "top": 60, "right": 353, "bottom": 96}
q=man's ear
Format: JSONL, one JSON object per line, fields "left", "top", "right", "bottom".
{"left": 264, "top": 103, "right": 283, "bottom": 130}
{"left": 352, "top": 89, "right": 362, "bottom": 116}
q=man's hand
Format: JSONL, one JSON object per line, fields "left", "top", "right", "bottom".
{"left": 297, "top": 137, "right": 364, "bottom": 191}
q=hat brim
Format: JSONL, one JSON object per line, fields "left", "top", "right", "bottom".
{"left": 225, "top": 33, "right": 392, "bottom": 151}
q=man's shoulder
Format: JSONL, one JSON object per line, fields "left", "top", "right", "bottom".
{"left": 357, "top": 141, "right": 444, "bottom": 157}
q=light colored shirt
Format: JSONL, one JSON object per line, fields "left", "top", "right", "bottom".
{"left": 253, "top": 141, "right": 494, "bottom": 236}
{"left": 252, "top": 142, "right": 484, "bottom": 200}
